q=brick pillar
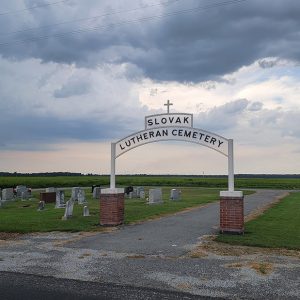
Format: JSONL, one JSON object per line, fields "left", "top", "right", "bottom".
{"left": 100, "top": 189, "right": 125, "bottom": 226}
{"left": 220, "top": 191, "right": 244, "bottom": 234}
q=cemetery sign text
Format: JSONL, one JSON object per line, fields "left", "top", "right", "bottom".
{"left": 116, "top": 113, "right": 228, "bottom": 157}
{"left": 110, "top": 102, "right": 235, "bottom": 193}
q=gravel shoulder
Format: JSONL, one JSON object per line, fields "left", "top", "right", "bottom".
{"left": 0, "top": 189, "right": 299, "bottom": 299}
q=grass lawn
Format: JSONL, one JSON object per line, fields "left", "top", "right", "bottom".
{"left": 0, "top": 187, "right": 223, "bottom": 233}
{"left": 216, "top": 192, "right": 300, "bottom": 250}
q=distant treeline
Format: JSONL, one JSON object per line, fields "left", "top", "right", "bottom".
{"left": 0, "top": 172, "right": 87, "bottom": 177}
{"left": 0, "top": 172, "right": 300, "bottom": 178}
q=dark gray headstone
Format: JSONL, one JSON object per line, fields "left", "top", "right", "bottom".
{"left": 37, "top": 201, "right": 45, "bottom": 211}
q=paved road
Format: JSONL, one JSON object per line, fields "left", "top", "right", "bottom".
{"left": 68, "top": 190, "right": 287, "bottom": 256}
{"left": 0, "top": 189, "right": 299, "bottom": 299}
{"left": 0, "top": 271, "right": 211, "bottom": 300}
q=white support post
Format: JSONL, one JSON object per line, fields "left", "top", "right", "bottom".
{"left": 228, "top": 139, "right": 234, "bottom": 192}
{"left": 110, "top": 142, "right": 116, "bottom": 189}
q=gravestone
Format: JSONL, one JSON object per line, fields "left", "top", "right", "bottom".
{"left": 91, "top": 185, "right": 101, "bottom": 193}
{"left": 40, "top": 192, "right": 56, "bottom": 203}
{"left": 128, "top": 192, "right": 133, "bottom": 199}
{"left": 83, "top": 206, "right": 90, "bottom": 217}
{"left": 148, "top": 188, "right": 163, "bottom": 204}
{"left": 78, "top": 189, "right": 87, "bottom": 205}
{"left": 136, "top": 186, "right": 145, "bottom": 198}
{"left": 125, "top": 186, "right": 133, "bottom": 196}
{"left": 37, "top": 201, "right": 45, "bottom": 211}
{"left": 15, "top": 185, "right": 27, "bottom": 197}
{"left": 71, "top": 187, "right": 80, "bottom": 201}
{"left": 62, "top": 199, "right": 74, "bottom": 220}
{"left": 140, "top": 191, "right": 145, "bottom": 199}
{"left": 21, "top": 191, "right": 29, "bottom": 200}
{"left": 2, "top": 188, "right": 14, "bottom": 201}
{"left": 46, "top": 187, "right": 56, "bottom": 193}
{"left": 93, "top": 187, "right": 101, "bottom": 199}
{"left": 170, "top": 189, "right": 181, "bottom": 201}
{"left": 132, "top": 188, "right": 138, "bottom": 198}
{"left": 55, "top": 190, "right": 65, "bottom": 208}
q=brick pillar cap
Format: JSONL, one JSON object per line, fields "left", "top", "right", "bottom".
{"left": 220, "top": 191, "right": 243, "bottom": 197}
{"left": 101, "top": 188, "right": 124, "bottom": 194}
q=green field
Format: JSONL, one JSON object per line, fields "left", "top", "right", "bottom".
{"left": 0, "top": 175, "right": 300, "bottom": 189}
{"left": 0, "top": 187, "right": 221, "bottom": 233}
{"left": 217, "top": 192, "right": 300, "bottom": 250}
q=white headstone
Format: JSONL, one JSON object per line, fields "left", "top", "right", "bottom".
{"left": 55, "top": 190, "right": 65, "bottom": 208}
{"left": 83, "top": 206, "right": 90, "bottom": 217}
{"left": 78, "top": 189, "right": 87, "bottom": 205}
{"left": 140, "top": 191, "right": 145, "bottom": 199}
{"left": 46, "top": 187, "right": 56, "bottom": 193}
{"left": 170, "top": 189, "right": 181, "bottom": 201}
{"left": 2, "top": 188, "right": 14, "bottom": 201}
{"left": 128, "top": 192, "right": 133, "bottom": 199}
{"left": 62, "top": 199, "right": 74, "bottom": 220}
{"left": 93, "top": 187, "right": 101, "bottom": 199}
{"left": 71, "top": 187, "right": 80, "bottom": 201}
{"left": 148, "top": 188, "right": 163, "bottom": 204}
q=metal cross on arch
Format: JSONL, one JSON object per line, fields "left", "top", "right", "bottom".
{"left": 164, "top": 100, "right": 173, "bottom": 114}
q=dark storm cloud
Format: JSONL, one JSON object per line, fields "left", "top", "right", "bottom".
{"left": 0, "top": 112, "right": 130, "bottom": 151}
{"left": 0, "top": 0, "right": 300, "bottom": 82}
{"left": 194, "top": 99, "right": 249, "bottom": 132}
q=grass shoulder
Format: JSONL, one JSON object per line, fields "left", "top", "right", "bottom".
{"left": 0, "top": 187, "right": 223, "bottom": 233}
{"left": 216, "top": 192, "right": 300, "bottom": 250}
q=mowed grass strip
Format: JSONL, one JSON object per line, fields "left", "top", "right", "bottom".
{"left": 0, "top": 187, "right": 220, "bottom": 233}
{"left": 125, "top": 187, "right": 219, "bottom": 223}
{"left": 216, "top": 192, "right": 300, "bottom": 250}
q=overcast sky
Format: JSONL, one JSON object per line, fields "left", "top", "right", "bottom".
{"left": 1, "top": 0, "right": 300, "bottom": 175}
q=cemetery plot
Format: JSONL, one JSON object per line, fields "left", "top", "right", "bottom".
{"left": 0, "top": 187, "right": 221, "bottom": 233}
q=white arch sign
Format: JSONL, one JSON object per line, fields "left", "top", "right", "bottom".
{"left": 109, "top": 112, "right": 235, "bottom": 192}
